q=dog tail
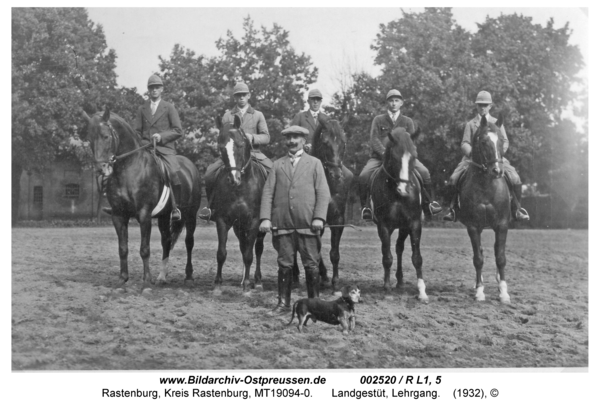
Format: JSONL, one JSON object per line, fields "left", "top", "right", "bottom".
{"left": 287, "top": 302, "right": 297, "bottom": 326}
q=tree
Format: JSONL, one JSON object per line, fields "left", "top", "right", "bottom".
{"left": 158, "top": 15, "right": 319, "bottom": 170}
{"left": 331, "top": 8, "right": 586, "bottom": 202}
{"left": 12, "top": 8, "right": 131, "bottom": 224}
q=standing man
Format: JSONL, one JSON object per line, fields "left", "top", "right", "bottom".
{"left": 443, "top": 91, "right": 530, "bottom": 222}
{"left": 290, "top": 89, "right": 329, "bottom": 153}
{"left": 199, "top": 82, "right": 272, "bottom": 220}
{"left": 259, "top": 126, "right": 330, "bottom": 314}
{"left": 103, "top": 74, "right": 183, "bottom": 220}
{"left": 358, "top": 89, "right": 442, "bottom": 221}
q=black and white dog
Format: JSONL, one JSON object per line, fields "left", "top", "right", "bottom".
{"left": 288, "top": 286, "right": 361, "bottom": 334}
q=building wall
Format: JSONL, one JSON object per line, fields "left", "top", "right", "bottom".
{"left": 18, "top": 159, "right": 107, "bottom": 220}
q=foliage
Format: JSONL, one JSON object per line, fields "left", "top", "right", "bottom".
{"left": 330, "top": 8, "right": 586, "bottom": 201}
{"left": 158, "top": 16, "right": 318, "bottom": 169}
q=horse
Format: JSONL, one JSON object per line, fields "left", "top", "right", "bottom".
{"left": 291, "top": 117, "right": 354, "bottom": 293}
{"left": 210, "top": 114, "right": 267, "bottom": 293}
{"left": 83, "top": 107, "right": 202, "bottom": 290}
{"left": 370, "top": 126, "right": 428, "bottom": 302}
{"left": 457, "top": 115, "right": 511, "bottom": 303}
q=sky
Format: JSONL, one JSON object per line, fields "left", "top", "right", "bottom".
{"left": 85, "top": 6, "right": 589, "bottom": 106}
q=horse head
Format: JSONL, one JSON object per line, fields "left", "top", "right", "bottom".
{"left": 313, "top": 117, "right": 348, "bottom": 184}
{"left": 384, "top": 126, "right": 419, "bottom": 197}
{"left": 472, "top": 115, "right": 504, "bottom": 178}
{"left": 217, "top": 114, "right": 251, "bottom": 186}
{"left": 83, "top": 107, "right": 120, "bottom": 177}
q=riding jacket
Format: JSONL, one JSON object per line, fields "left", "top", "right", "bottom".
{"left": 461, "top": 114, "right": 508, "bottom": 159}
{"left": 290, "top": 110, "right": 330, "bottom": 146}
{"left": 135, "top": 99, "right": 182, "bottom": 155}
{"left": 370, "top": 113, "right": 415, "bottom": 159}
{"left": 222, "top": 105, "right": 270, "bottom": 146}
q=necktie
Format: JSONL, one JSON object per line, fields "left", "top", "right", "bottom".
{"left": 151, "top": 102, "right": 157, "bottom": 115}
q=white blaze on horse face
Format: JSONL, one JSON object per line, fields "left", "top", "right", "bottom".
{"left": 488, "top": 132, "right": 500, "bottom": 171}
{"left": 397, "top": 151, "right": 411, "bottom": 195}
{"left": 225, "top": 138, "right": 237, "bottom": 173}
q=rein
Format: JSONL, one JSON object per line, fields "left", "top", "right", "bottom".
{"left": 381, "top": 161, "right": 411, "bottom": 185}
{"left": 470, "top": 132, "right": 501, "bottom": 173}
{"left": 97, "top": 120, "right": 153, "bottom": 165}
{"left": 225, "top": 128, "right": 253, "bottom": 176}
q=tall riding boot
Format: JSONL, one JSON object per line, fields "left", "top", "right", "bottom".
{"left": 512, "top": 184, "right": 530, "bottom": 221}
{"left": 305, "top": 267, "right": 320, "bottom": 299}
{"left": 359, "top": 181, "right": 373, "bottom": 221}
{"left": 273, "top": 268, "right": 292, "bottom": 314}
{"left": 421, "top": 183, "right": 443, "bottom": 221}
{"left": 443, "top": 186, "right": 459, "bottom": 222}
{"left": 170, "top": 183, "right": 182, "bottom": 221}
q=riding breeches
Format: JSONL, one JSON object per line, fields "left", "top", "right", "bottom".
{"left": 159, "top": 154, "right": 182, "bottom": 186}
{"left": 448, "top": 157, "right": 521, "bottom": 187}
{"left": 272, "top": 232, "right": 321, "bottom": 273}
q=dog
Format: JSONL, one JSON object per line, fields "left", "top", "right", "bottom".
{"left": 287, "top": 285, "right": 361, "bottom": 334}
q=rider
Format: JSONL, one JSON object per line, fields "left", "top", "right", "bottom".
{"left": 358, "top": 89, "right": 442, "bottom": 221}
{"left": 102, "top": 74, "right": 184, "bottom": 221}
{"left": 443, "top": 90, "right": 530, "bottom": 222}
{"left": 198, "top": 82, "right": 273, "bottom": 220}
{"left": 290, "top": 88, "right": 330, "bottom": 154}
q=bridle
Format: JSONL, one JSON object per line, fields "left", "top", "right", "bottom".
{"left": 224, "top": 128, "right": 253, "bottom": 176}
{"left": 470, "top": 130, "right": 501, "bottom": 174}
{"left": 94, "top": 119, "right": 152, "bottom": 167}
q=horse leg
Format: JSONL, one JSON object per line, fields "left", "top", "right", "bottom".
{"left": 329, "top": 226, "right": 344, "bottom": 292}
{"left": 377, "top": 224, "right": 394, "bottom": 292}
{"left": 183, "top": 213, "right": 197, "bottom": 285}
{"left": 408, "top": 221, "right": 427, "bottom": 303}
{"left": 238, "top": 229, "right": 255, "bottom": 293}
{"left": 467, "top": 226, "right": 485, "bottom": 301}
{"left": 112, "top": 215, "right": 129, "bottom": 286}
{"left": 254, "top": 231, "right": 266, "bottom": 290}
{"left": 395, "top": 227, "right": 409, "bottom": 287}
{"left": 214, "top": 219, "right": 229, "bottom": 294}
{"left": 156, "top": 215, "right": 171, "bottom": 286}
{"left": 319, "top": 228, "right": 330, "bottom": 285}
{"left": 494, "top": 225, "right": 510, "bottom": 304}
{"left": 139, "top": 215, "right": 154, "bottom": 291}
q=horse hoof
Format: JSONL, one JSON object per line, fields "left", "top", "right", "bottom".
{"left": 141, "top": 287, "right": 153, "bottom": 295}
{"left": 254, "top": 284, "right": 264, "bottom": 291}
{"left": 418, "top": 296, "right": 429, "bottom": 304}
{"left": 115, "top": 287, "right": 126, "bottom": 294}
{"left": 184, "top": 279, "right": 194, "bottom": 287}
{"left": 212, "top": 288, "right": 222, "bottom": 296}
{"left": 156, "top": 278, "right": 167, "bottom": 286}
{"left": 499, "top": 296, "right": 511, "bottom": 304}
{"left": 475, "top": 295, "right": 486, "bottom": 302}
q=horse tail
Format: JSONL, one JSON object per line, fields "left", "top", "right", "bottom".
{"left": 169, "top": 218, "right": 185, "bottom": 251}
{"left": 287, "top": 301, "right": 298, "bottom": 325}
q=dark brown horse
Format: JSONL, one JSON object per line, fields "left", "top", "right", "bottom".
{"left": 305, "top": 117, "right": 354, "bottom": 292}
{"left": 458, "top": 115, "right": 511, "bottom": 303}
{"left": 370, "top": 126, "right": 428, "bottom": 301}
{"left": 210, "top": 115, "right": 267, "bottom": 293}
{"left": 84, "top": 108, "right": 202, "bottom": 290}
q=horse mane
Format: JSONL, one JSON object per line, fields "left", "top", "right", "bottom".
{"left": 93, "top": 110, "right": 142, "bottom": 145}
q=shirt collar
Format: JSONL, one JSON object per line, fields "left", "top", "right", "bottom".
{"left": 388, "top": 110, "right": 400, "bottom": 120}
{"left": 151, "top": 98, "right": 161, "bottom": 105}
{"left": 289, "top": 149, "right": 304, "bottom": 158}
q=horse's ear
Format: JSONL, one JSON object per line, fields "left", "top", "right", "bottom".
{"left": 81, "top": 109, "right": 91, "bottom": 124}
{"left": 410, "top": 127, "right": 421, "bottom": 142}
{"left": 102, "top": 106, "right": 110, "bottom": 122}
{"left": 215, "top": 115, "right": 222, "bottom": 129}
{"left": 496, "top": 113, "right": 504, "bottom": 129}
{"left": 233, "top": 114, "right": 241, "bottom": 129}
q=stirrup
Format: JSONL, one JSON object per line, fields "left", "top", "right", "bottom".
{"left": 361, "top": 207, "right": 373, "bottom": 221}
{"left": 515, "top": 208, "right": 530, "bottom": 221}
{"left": 102, "top": 207, "right": 113, "bottom": 215}
{"left": 443, "top": 209, "right": 457, "bottom": 222}
{"left": 429, "top": 201, "right": 443, "bottom": 215}
{"left": 171, "top": 208, "right": 182, "bottom": 221}
{"left": 198, "top": 207, "right": 212, "bottom": 221}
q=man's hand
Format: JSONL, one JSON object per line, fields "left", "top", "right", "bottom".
{"left": 303, "top": 143, "right": 312, "bottom": 153}
{"left": 152, "top": 133, "right": 162, "bottom": 143}
{"left": 259, "top": 220, "right": 272, "bottom": 233}
{"left": 311, "top": 219, "right": 324, "bottom": 232}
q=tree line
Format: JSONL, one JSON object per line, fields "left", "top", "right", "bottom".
{"left": 12, "top": 8, "right": 587, "bottom": 223}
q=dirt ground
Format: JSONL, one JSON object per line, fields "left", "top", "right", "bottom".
{"left": 12, "top": 224, "right": 588, "bottom": 370}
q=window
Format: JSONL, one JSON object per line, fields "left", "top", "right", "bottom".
{"left": 64, "top": 183, "right": 80, "bottom": 199}
{"left": 33, "top": 186, "right": 43, "bottom": 205}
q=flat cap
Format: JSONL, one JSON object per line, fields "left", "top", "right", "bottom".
{"left": 281, "top": 125, "right": 309, "bottom": 137}
{"left": 147, "top": 74, "right": 163, "bottom": 87}
{"left": 386, "top": 89, "right": 403, "bottom": 100}
{"left": 475, "top": 91, "right": 492, "bottom": 104}
{"left": 308, "top": 89, "right": 323, "bottom": 99}
{"left": 233, "top": 82, "right": 250, "bottom": 95}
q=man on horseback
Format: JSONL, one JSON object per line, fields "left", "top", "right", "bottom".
{"left": 290, "top": 89, "right": 330, "bottom": 153}
{"left": 358, "top": 89, "right": 442, "bottom": 221}
{"left": 102, "top": 74, "right": 184, "bottom": 221}
{"left": 443, "top": 91, "right": 530, "bottom": 222}
{"left": 199, "top": 82, "right": 273, "bottom": 220}
{"left": 259, "top": 125, "right": 330, "bottom": 314}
